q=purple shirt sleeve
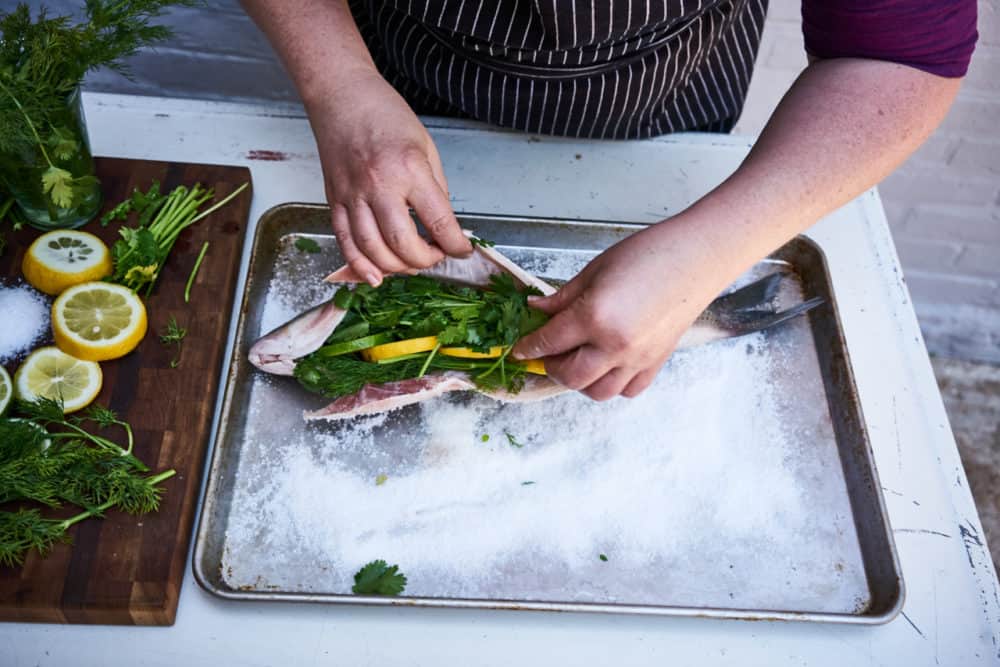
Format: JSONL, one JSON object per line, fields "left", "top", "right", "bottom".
{"left": 802, "top": 1, "right": 978, "bottom": 78}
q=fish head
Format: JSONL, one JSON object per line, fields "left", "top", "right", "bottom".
{"left": 248, "top": 300, "right": 347, "bottom": 376}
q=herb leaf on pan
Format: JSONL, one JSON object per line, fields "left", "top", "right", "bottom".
{"left": 352, "top": 559, "right": 407, "bottom": 596}
{"left": 294, "top": 237, "right": 321, "bottom": 253}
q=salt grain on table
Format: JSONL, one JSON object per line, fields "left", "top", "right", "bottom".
{"left": 0, "top": 284, "right": 49, "bottom": 362}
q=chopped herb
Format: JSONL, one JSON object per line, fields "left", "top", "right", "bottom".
{"left": 480, "top": 434, "right": 490, "bottom": 442}
{"left": 505, "top": 431, "right": 524, "bottom": 448}
{"left": 469, "top": 237, "right": 496, "bottom": 248}
{"left": 295, "top": 237, "right": 321, "bottom": 253}
{"left": 599, "top": 554, "right": 608, "bottom": 562}
{"left": 375, "top": 474, "right": 388, "bottom": 486}
{"left": 159, "top": 316, "right": 186, "bottom": 368}
{"left": 521, "top": 481, "right": 535, "bottom": 486}
{"left": 352, "top": 559, "right": 407, "bottom": 596}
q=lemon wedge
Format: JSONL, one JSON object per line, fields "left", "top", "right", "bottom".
{"left": 0, "top": 366, "right": 11, "bottom": 416}
{"left": 52, "top": 282, "right": 148, "bottom": 362}
{"left": 14, "top": 346, "right": 102, "bottom": 413}
{"left": 22, "top": 230, "right": 112, "bottom": 296}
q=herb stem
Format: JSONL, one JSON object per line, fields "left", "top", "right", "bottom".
{"left": 184, "top": 241, "right": 209, "bottom": 303}
{"left": 0, "top": 79, "right": 54, "bottom": 168}
{"left": 417, "top": 342, "right": 441, "bottom": 378}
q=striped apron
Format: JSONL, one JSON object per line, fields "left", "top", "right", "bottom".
{"left": 350, "top": 0, "right": 768, "bottom": 139}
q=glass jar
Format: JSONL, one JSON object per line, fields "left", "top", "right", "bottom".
{"left": 0, "top": 86, "right": 102, "bottom": 230}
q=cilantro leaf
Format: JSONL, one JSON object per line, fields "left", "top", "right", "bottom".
{"left": 352, "top": 559, "right": 407, "bottom": 596}
{"left": 41, "top": 167, "right": 74, "bottom": 208}
{"left": 295, "top": 237, "right": 321, "bottom": 253}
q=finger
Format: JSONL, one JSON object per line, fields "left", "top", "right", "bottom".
{"left": 582, "top": 367, "right": 633, "bottom": 402}
{"left": 331, "top": 203, "right": 383, "bottom": 286}
{"left": 622, "top": 367, "right": 659, "bottom": 398}
{"left": 406, "top": 173, "right": 472, "bottom": 257}
{"left": 544, "top": 344, "right": 614, "bottom": 392}
{"left": 525, "top": 278, "right": 586, "bottom": 315}
{"left": 370, "top": 196, "right": 444, "bottom": 269}
{"left": 349, "top": 201, "right": 410, "bottom": 274}
{"left": 511, "top": 307, "right": 589, "bottom": 360}
{"left": 426, "top": 141, "right": 450, "bottom": 195}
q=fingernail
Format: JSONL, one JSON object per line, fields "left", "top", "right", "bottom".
{"left": 366, "top": 273, "right": 381, "bottom": 287}
{"left": 511, "top": 348, "right": 528, "bottom": 360}
{"left": 526, "top": 295, "right": 542, "bottom": 304}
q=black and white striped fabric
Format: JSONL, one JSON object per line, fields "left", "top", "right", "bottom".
{"left": 350, "top": 0, "right": 768, "bottom": 139}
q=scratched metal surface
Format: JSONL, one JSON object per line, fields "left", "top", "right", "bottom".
{"left": 193, "top": 204, "right": 902, "bottom": 623}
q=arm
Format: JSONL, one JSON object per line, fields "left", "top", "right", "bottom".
{"left": 513, "top": 59, "right": 962, "bottom": 399}
{"left": 240, "top": 0, "right": 471, "bottom": 284}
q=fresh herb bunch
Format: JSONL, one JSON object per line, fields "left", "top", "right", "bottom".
{"left": 0, "top": 1, "right": 198, "bottom": 211}
{"left": 104, "top": 179, "right": 248, "bottom": 294}
{"left": 159, "top": 316, "right": 186, "bottom": 368}
{"left": 293, "top": 274, "right": 548, "bottom": 399}
{"left": 0, "top": 398, "right": 175, "bottom": 567}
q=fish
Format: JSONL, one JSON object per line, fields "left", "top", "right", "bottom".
{"left": 248, "top": 243, "right": 822, "bottom": 421}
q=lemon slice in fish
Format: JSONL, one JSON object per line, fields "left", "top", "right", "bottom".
{"left": 14, "top": 346, "right": 102, "bottom": 413}
{"left": 22, "top": 230, "right": 112, "bottom": 296}
{"left": 52, "top": 282, "right": 147, "bottom": 362}
{"left": 0, "top": 366, "right": 11, "bottom": 416}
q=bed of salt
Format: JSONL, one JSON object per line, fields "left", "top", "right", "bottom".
{"left": 0, "top": 282, "right": 50, "bottom": 363}
{"left": 217, "top": 235, "right": 869, "bottom": 613}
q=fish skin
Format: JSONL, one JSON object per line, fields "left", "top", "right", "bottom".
{"left": 248, "top": 300, "right": 347, "bottom": 376}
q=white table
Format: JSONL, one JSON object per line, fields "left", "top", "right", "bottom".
{"left": 3, "top": 92, "right": 998, "bottom": 667}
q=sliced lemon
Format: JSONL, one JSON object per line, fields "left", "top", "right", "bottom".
{"left": 362, "top": 335, "right": 438, "bottom": 362}
{"left": 52, "top": 282, "right": 148, "bottom": 362}
{"left": 22, "top": 230, "right": 112, "bottom": 296}
{"left": 0, "top": 366, "right": 11, "bottom": 416}
{"left": 520, "top": 359, "right": 547, "bottom": 375}
{"left": 14, "top": 346, "right": 102, "bottom": 413}
{"left": 440, "top": 346, "right": 503, "bottom": 359}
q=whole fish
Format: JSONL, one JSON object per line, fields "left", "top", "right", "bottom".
{"left": 249, "top": 243, "right": 821, "bottom": 420}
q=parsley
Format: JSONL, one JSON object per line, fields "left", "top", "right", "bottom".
{"left": 295, "top": 237, "right": 321, "bottom": 253}
{"left": 505, "top": 431, "right": 524, "bottom": 448}
{"left": 159, "top": 316, "right": 186, "bottom": 368}
{"left": 352, "top": 559, "right": 407, "bottom": 596}
{"left": 599, "top": 554, "right": 608, "bottom": 562}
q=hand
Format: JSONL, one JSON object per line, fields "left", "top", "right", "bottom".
{"left": 308, "top": 69, "right": 472, "bottom": 284}
{"left": 512, "top": 220, "right": 728, "bottom": 400}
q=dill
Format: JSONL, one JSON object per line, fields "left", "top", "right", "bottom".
{"left": 159, "top": 316, "right": 186, "bottom": 368}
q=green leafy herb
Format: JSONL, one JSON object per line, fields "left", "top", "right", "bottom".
{"left": 505, "top": 432, "right": 524, "bottom": 448}
{"left": 352, "top": 559, "right": 407, "bottom": 596}
{"left": 0, "top": 2, "right": 198, "bottom": 212}
{"left": 599, "top": 554, "right": 608, "bottom": 562}
{"left": 480, "top": 434, "right": 490, "bottom": 442}
{"left": 295, "top": 237, "right": 321, "bottom": 253}
{"left": 107, "top": 180, "right": 248, "bottom": 294}
{"left": 469, "top": 237, "right": 496, "bottom": 248}
{"left": 375, "top": 474, "right": 388, "bottom": 486}
{"left": 0, "top": 399, "right": 175, "bottom": 567}
{"left": 159, "top": 317, "right": 186, "bottom": 368}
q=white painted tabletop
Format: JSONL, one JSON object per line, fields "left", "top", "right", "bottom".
{"left": 3, "top": 92, "right": 998, "bottom": 667}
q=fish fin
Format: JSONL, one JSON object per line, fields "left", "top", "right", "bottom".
{"left": 711, "top": 273, "right": 783, "bottom": 314}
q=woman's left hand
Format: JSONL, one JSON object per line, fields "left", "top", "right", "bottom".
{"left": 512, "top": 217, "right": 730, "bottom": 400}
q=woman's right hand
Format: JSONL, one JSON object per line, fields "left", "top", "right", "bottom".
{"left": 307, "top": 69, "right": 472, "bottom": 285}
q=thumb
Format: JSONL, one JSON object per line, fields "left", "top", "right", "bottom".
{"left": 527, "top": 278, "right": 584, "bottom": 315}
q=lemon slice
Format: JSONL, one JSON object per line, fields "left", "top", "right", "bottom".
{"left": 440, "top": 346, "right": 503, "bottom": 359}
{"left": 52, "top": 282, "right": 148, "bottom": 362}
{"left": 0, "top": 366, "right": 11, "bottom": 416}
{"left": 22, "top": 230, "right": 112, "bottom": 296}
{"left": 14, "top": 346, "right": 102, "bottom": 413}
{"left": 361, "top": 335, "right": 439, "bottom": 362}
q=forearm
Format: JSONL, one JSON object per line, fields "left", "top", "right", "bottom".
{"left": 674, "top": 58, "right": 962, "bottom": 290}
{"left": 240, "top": 0, "right": 377, "bottom": 108}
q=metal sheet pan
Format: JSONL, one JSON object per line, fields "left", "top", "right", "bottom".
{"left": 193, "top": 204, "right": 903, "bottom": 623}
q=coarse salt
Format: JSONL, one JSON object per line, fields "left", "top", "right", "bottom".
{"left": 0, "top": 283, "right": 49, "bottom": 362}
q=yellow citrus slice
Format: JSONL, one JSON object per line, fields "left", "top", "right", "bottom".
{"left": 0, "top": 366, "right": 11, "bottom": 416}
{"left": 521, "top": 359, "right": 547, "bottom": 375}
{"left": 22, "top": 230, "right": 112, "bottom": 296}
{"left": 52, "top": 282, "right": 148, "bottom": 362}
{"left": 362, "top": 335, "right": 438, "bottom": 362}
{"left": 440, "top": 346, "right": 503, "bottom": 359}
{"left": 14, "top": 346, "right": 102, "bottom": 413}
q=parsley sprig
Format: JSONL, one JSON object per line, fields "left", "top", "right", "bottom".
{"left": 352, "top": 559, "right": 407, "bottom": 596}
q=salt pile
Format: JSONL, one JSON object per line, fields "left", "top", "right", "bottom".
{"left": 0, "top": 283, "right": 49, "bottom": 362}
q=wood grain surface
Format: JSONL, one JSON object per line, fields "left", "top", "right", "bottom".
{"left": 0, "top": 157, "right": 252, "bottom": 625}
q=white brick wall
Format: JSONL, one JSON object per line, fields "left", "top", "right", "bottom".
{"left": 23, "top": 0, "right": 1000, "bottom": 361}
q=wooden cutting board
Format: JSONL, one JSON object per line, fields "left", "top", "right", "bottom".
{"left": 0, "top": 157, "right": 252, "bottom": 625}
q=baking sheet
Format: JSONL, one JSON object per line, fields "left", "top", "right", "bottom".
{"left": 193, "top": 204, "right": 902, "bottom": 623}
